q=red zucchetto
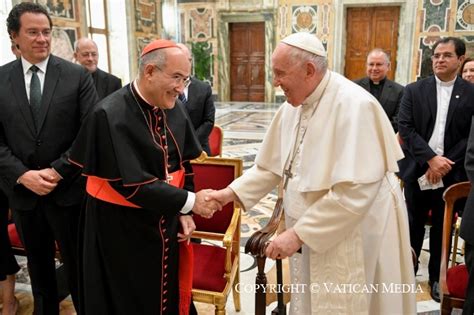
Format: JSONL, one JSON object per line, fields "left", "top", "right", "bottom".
{"left": 141, "top": 39, "right": 178, "bottom": 57}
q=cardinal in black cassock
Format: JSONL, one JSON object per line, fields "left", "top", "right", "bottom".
{"left": 69, "top": 40, "right": 214, "bottom": 315}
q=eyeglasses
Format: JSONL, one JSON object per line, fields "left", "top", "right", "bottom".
{"left": 25, "top": 29, "right": 52, "bottom": 39}
{"left": 155, "top": 66, "right": 191, "bottom": 88}
{"left": 79, "top": 52, "right": 98, "bottom": 58}
{"left": 432, "top": 53, "right": 456, "bottom": 60}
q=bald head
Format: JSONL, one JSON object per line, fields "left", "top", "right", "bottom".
{"left": 74, "top": 38, "right": 99, "bottom": 73}
{"left": 366, "top": 48, "right": 390, "bottom": 83}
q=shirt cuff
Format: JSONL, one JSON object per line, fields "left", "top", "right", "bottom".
{"left": 51, "top": 167, "right": 63, "bottom": 180}
{"left": 180, "top": 191, "right": 195, "bottom": 214}
{"left": 16, "top": 171, "right": 27, "bottom": 185}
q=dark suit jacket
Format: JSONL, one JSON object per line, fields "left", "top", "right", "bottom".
{"left": 398, "top": 76, "right": 474, "bottom": 185}
{"left": 354, "top": 77, "right": 404, "bottom": 131}
{"left": 182, "top": 77, "right": 215, "bottom": 154}
{"left": 92, "top": 68, "right": 122, "bottom": 101}
{"left": 461, "top": 119, "right": 474, "bottom": 244}
{"left": 0, "top": 55, "right": 98, "bottom": 210}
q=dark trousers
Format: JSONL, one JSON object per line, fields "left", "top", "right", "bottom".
{"left": 463, "top": 242, "right": 474, "bottom": 315}
{"left": 12, "top": 200, "right": 80, "bottom": 315}
{"left": 404, "top": 181, "right": 446, "bottom": 282}
{"left": 0, "top": 191, "right": 19, "bottom": 280}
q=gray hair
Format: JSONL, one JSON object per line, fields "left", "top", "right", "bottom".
{"left": 138, "top": 48, "right": 167, "bottom": 75}
{"left": 367, "top": 48, "right": 390, "bottom": 64}
{"left": 288, "top": 47, "right": 328, "bottom": 73}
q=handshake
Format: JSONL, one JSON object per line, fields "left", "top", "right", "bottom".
{"left": 191, "top": 188, "right": 236, "bottom": 219}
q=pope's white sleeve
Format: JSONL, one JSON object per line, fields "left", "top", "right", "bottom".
{"left": 293, "top": 179, "right": 383, "bottom": 254}
{"left": 229, "top": 164, "right": 281, "bottom": 211}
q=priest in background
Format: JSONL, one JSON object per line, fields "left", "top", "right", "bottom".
{"left": 354, "top": 48, "right": 404, "bottom": 132}
{"left": 74, "top": 38, "right": 122, "bottom": 101}
{"left": 209, "top": 32, "right": 416, "bottom": 314}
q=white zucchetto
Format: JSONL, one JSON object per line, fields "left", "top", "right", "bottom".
{"left": 281, "top": 32, "right": 326, "bottom": 57}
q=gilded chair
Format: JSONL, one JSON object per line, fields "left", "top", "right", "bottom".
{"left": 7, "top": 220, "right": 26, "bottom": 257}
{"left": 208, "top": 125, "right": 223, "bottom": 157}
{"left": 191, "top": 156, "right": 242, "bottom": 314}
{"left": 440, "top": 181, "right": 470, "bottom": 314}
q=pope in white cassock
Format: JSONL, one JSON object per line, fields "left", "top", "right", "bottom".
{"left": 209, "top": 33, "right": 416, "bottom": 314}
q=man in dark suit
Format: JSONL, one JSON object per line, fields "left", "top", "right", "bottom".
{"left": 398, "top": 37, "right": 474, "bottom": 302}
{"left": 177, "top": 43, "right": 215, "bottom": 155}
{"left": 74, "top": 37, "right": 122, "bottom": 100}
{"left": 355, "top": 48, "right": 404, "bottom": 131}
{"left": 461, "top": 120, "right": 474, "bottom": 315}
{"left": 0, "top": 38, "right": 22, "bottom": 315}
{"left": 0, "top": 3, "right": 98, "bottom": 314}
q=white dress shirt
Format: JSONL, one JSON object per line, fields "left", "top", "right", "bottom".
{"left": 21, "top": 56, "right": 49, "bottom": 101}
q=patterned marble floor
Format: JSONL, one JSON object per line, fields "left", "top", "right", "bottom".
{"left": 2, "top": 101, "right": 464, "bottom": 314}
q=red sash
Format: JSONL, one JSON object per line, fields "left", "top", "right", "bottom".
{"left": 85, "top": 169, "right": 193, "bottom": 315}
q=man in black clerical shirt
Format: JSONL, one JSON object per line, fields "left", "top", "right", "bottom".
{"left": 354, "top": 48, "right": 404, "bottom": 131}
{"left": 74, "top": 37, "right": 122, "bottom": 100}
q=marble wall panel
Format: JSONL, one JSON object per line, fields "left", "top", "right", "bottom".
{"left": 189, "top": 7, "right": 214, "bottom": 39}
{"left": 456, "top": 1, "right": 474, "bottom": 31}
{"left": 134, "top": 0, "right": 158, "bottom": 33}
{"left": 421, "top": 0, "right": 450, "bottom": 32}
{"left": 276, "top": 1, "right": 331, "bottom": 65}
{"left": 38, "top": 0, "right": 76, "bottom": 20}
{"left": 291, "top": 5, "right": 318, "bottom": 34}
{"left": 464, "top": 35, "right": 474, "bottom": 56}
{"left": 127, "top": 0, "right": 162, "bottom": 75}
{"left": 417, "top": 36, "right": 437, "bottom": 80}
{"left": 180, "top": 3, "right": 217, "bottom": 87}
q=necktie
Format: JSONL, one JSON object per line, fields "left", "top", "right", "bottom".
{"left": 179, "top": 93, "right": 187, "bottom": 103}
{"left": 29, "top": 65, "right": 42, "bottom": 129}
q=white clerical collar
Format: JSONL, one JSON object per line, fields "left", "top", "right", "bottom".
{"left": 435, "top": 75, "right": 456, "bottom": 87}
{"left": 132, "top": 79, "right": 155, "bottom": 109}
{"left": 302, "top": 70, "right": 331, "bottom": 106}
{"left": 21, "top": 56, "right": 49, "bottom": 75}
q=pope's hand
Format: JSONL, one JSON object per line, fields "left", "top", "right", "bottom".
{"left": 206, "top": 187, "right": 237, "bottom": 207}
{"left": 193, "top": 189, "right": 222, "bottom": 218}
{"left": 265, "top": 228, "right": 304, "bottom": 260}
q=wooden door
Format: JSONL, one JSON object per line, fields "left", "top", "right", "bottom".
{"left": 230, "top": 22, "right": 265, "bottom": 102}
{"left": 345, "top": 6, "right": 400, "bottom": 81}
